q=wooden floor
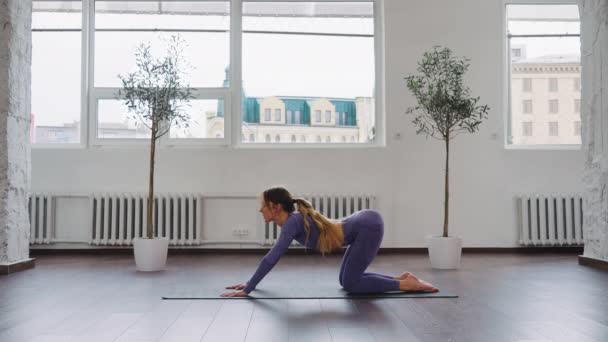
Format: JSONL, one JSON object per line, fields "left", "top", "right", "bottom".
{"left": 1, "top": 252, "right": 607, "bottom": 342}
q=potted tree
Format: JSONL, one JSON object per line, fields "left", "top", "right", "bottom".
{"left": 405, "top": 46, "right": 489, "bottom": 269}
{"left": 118, "top": 35, "right": 194, "bottom": 271}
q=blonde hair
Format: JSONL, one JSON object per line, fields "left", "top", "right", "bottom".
{"left": 293, "top": 198, "right": 344, "bottom": 255}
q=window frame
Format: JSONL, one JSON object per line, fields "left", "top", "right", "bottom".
{"left": 548, "top": 121, "right": 559, "bottom": 136}
{"left": 31, "top": 0, "right": 87, "bottom": 149}
{"left": 88, "top": 1, "right": 232, "bottom": 148}
{"left": 274, "top": 108, "right": 281, "bottom": 122}
{"left": 286, "top": 110, "right": 293, "bottom": 124}
{"left": 548, "top": 77, "right": 559, "bottom": 92}
{"left": 315, "top": 110, "right": 322, "bottom": 123}
{"left": 264, "top": 108, "right": 271, "bottom": 121}
{"left": 548, "top": 99, "right": 559, "bottom": 114}
{"left": 523, "top": 99, "right": 533, "bottom": 114}
{"left": 503, "top": 0, "right": 581, "bottom": 150}
{"left": 30, "top": 0, "right": 386, "bottom": 149}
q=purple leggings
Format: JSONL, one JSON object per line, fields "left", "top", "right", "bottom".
{"left": 339, "top": 210, "right": 400, "bottom": 294}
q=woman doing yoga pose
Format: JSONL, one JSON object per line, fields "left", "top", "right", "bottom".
{"left": 221, "top": 187, "right": 438, "bottom": 297}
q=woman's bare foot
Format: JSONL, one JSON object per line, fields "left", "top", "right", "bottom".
{"left": 395, "top": 271, "right": 412, "bottom": 280}
{"left": 399, "top": 274, "right": 439, "bottom": 292}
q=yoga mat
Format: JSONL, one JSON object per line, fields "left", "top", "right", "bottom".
{"left": 162, "top": 283, "right": 457, "bottom": 299}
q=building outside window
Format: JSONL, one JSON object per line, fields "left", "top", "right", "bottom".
{"left": 507, "top": 4, "right": 580, "bottom": 145}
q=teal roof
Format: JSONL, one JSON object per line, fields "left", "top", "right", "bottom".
{"left": 282, "top": 99, "right": 310, "bottom": 125}
{"left": 243, "top": 97, "right": 259, "bottom": 123}
{"left": 330, "top": 100, "right": 357, "bottom": 126}
{"left": 240, "top": 96, "right": 357, "bottom": 126}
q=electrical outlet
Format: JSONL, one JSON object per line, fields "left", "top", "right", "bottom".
{"left": 232, "top": 228, "right": 249, "bottom": 237}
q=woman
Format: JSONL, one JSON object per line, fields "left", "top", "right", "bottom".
{"left": 221, "top": 187, "right": 438, "bottom": 297}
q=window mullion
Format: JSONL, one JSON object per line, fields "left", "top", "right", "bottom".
{"left": 230, "top": 0, "right": 242, "bottom": 147}
{"left": 373, "top": 0, "right": 384, "bottom": 145}
{"left": 87, "top": 0, "right": 96, "bottom": 147}
{"left": 80, "top": 0, "right": 92, "bottom": 147}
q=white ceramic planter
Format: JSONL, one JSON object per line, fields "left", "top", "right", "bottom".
{"left": 427, "top": 236, "right": 462, "bottom": 269}
{"left": 133, "top": 237, "right": 169, "bottom": 272}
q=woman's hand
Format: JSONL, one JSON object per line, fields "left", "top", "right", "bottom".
{"left": 220, "top": 290, "right": 249, "bottom": 297}
{"left": 225, "top": 283, "right": 247, "bottom": 290}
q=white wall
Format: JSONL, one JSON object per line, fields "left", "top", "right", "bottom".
{"left": 30, "top": 0, "right": 584, "bottom": 248}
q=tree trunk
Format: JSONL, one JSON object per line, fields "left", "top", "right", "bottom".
{"left": 443, "top": 136, "right": 449, "bottom": 238}
{"left": 146, "top": 119, "right": 157, "bottom": 239}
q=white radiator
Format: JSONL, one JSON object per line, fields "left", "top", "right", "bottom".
{"left": 263, "top": 194, "right": 376, "bottom": 245}
{"left": 517, "top": 194, "right": 584, "bottom": 246}
{"left": 90, "top": 193, "right": 202, "bottom": 246}
{"left": 28, "top": 193, "right": 54, "bottom": 245}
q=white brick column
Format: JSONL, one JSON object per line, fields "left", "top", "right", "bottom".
{"left": 579, "top": 0, "right": 608, "bottom": 267}
{"left": 0, "top": 0, "right": 34, "bottom": 274}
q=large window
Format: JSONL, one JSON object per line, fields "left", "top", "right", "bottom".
{"left": 32, "top": 0, "right": 380, "bottom": 147}
{"left": 507, "top": 4, "right": 581, "bottom": 146}
{"left": 92, "top": 1, "right": 230, "bottom": 145}
{"left": 32, "top": 1, "right": 82, "bottom": 144}
{"left": 241, "top": 1, "right": 376, "bottom": 144}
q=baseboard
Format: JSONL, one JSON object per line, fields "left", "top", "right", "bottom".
{"left": 0, "top": 258, "right": 36, "bottom": 275}
{"left": 461, "top": 247, "right": 583, "bottom": 254}
{"left": 578, "top": 255, "right": 608, "bottom": 270}
{"left": 29, "top": 246, "right": 584, "bottom": 256}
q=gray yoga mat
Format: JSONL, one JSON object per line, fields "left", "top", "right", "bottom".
{"left": 162, "top": 283, "right": 457, "bottom": 299}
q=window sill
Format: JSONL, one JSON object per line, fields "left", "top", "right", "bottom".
{"left": 504, "top": 144, "right": 582, "bottom": 151}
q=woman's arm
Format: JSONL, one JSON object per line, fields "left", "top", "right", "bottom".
{"left": 242, "top": 227, "right": 295, "bottom": 294}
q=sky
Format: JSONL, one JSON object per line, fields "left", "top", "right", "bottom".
{"left": 507, "top": 4, "right": 580, "bottom": 60}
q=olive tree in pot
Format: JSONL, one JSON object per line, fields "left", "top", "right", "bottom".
{"left": 405, "top": 46, "right": 489, "bottom": 269}
{"left": 118, "top": 35, "right": 194, "bottom": 271}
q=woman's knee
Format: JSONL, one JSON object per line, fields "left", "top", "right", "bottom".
{"left": 341, "top": 275, "right": 360, "bottom": 292}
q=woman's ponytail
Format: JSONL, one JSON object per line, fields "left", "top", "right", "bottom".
{"left": 293, "top": 198, "right": 344, "bottom": 255}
